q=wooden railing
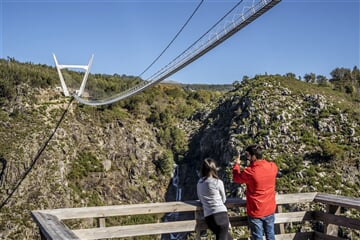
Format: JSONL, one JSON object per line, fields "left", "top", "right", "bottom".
{"left": 31, "top": 192, "right": 360, "bottom": 240}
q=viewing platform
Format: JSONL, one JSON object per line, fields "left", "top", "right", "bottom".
{"left": 31, "top": 192, "right": 360, "bottom": 240}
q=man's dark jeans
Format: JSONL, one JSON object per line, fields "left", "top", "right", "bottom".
{"left": 248, "top": 213, "right": 275, "bottom": 240}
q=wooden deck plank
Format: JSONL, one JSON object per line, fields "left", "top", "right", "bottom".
{"left": 314, "top": 231, "right": 344, "bottom": 240}
{"left": 229, "top": 211, "right": 312, "bottom": 228}
{"left": 70, "top": 211, "right": 313, "bottom": 239}
{"left": 275, "top": 232, "right": 314, "bottom": 240}
{"left": 73, "top": 220, "right": 197, "bottom": 239}
{"left": 275, "top": 211, "right": 313, "bottom": 224}
{"left": 314, "top": 211, "right": 360, "bottom": 231}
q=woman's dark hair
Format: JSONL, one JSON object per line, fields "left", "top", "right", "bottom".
{"left": 245, "top": 144, "right": 263, "bottom": 159}
{"left": 200, "top": 158, "right": 219, "bottom": 179}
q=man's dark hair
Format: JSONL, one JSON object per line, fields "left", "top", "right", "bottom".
{"left": 245, "top": 144, "right": 263, "bottom": 159}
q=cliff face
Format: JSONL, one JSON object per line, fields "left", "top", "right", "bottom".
{"left": 0, "top": 85, "right": 178, "bottom": 239}
{"left": 0, "top": 73, "right": 359, "bottom": 239}
{"left": 178, "top": 75, "right": 360, "bottom": 201}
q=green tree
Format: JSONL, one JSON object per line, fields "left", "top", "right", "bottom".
{"left": 316, "top": 75, "right": 328, "bottom": 86}
{"left": 330, "top": 67, "right": 352, "bottom": 92}
{"left": 171, "top": 127, "right": 188, "bottom": 155}
{"left": 330, "top": 67, "right": 352, "bottom": 82}
{"left": 285, "top": 72, "right": 296, "bottom": 78}
{"left": 304, "top": 73, "right": 316, "bottom": 83}
{"left": 157, "top": 150, "right": 174, "bottom": 176}
{"left": 351, "top": 66, "right": 360, "bottom": 98}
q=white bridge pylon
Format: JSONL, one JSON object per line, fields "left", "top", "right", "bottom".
{"left": 53, "top": 53, "right": 94, "bottom": 97}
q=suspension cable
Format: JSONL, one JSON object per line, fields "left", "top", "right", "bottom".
{"left": 138, "top": 0, "right": 204, "bottom": 78}
{"left": 146, "top": 0, "right": 244, "bottom": 82}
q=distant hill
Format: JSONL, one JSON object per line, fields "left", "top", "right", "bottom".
{"left": 180, "top": 83, "right": 234, "bottom": 92}
{"left": 162, "top": 79, "right": 234, "bottom": 92}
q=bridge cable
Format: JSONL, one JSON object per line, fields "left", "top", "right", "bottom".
{"left": 0, "top": 157, "right": 6, "bottom": 187}
{"left": 0, "top": 97, "right": 74, "bottom": 210}
{"left": 147, "top": 0, "right": 244, "bottom": 82}
{"left": 138, "top": 0, "right": 204, "bottom": 78}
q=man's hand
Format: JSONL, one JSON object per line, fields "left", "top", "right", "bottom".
{"left": 234, "top": 155, "right": 241, "bottom": 165}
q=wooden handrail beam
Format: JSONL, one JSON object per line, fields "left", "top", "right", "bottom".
{"left": 39, "top": 201, "right": 202, "bottom": 220}
{"left": 31, "top": 211, "right": 80, "bottom": 240}
{"left": 314, "top": 193, "right": 360, "bottom": 210}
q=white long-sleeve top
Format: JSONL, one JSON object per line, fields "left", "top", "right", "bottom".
{"left": 197, "top": 177, "right": 227, "bottom": 217}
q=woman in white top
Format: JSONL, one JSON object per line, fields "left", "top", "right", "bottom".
{"left": 197, "top": 158, "right": 233, "bottom": 240}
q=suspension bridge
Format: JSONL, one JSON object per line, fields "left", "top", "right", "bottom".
{"left": 55, "top": 0, "right": 281, "bottom": 106}
{"left": 0, "top": 0, "right": 282, "bottom": 211}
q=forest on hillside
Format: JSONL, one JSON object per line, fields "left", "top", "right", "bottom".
{"left": 0, "top": 58, "right": 359, "bottom": 105}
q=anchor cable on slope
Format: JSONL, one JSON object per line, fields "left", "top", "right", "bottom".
{"left": 0, "top": 97, "right": 74, "bottom": 210}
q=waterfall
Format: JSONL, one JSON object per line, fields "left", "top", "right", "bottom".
{"left": 163, "top": 164, "right": 187, "bottom": 240}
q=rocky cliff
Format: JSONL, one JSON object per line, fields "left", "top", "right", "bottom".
{"left": 0, "top": 82, "right": 204, "bottom": 239}
{"left": 178, "top": 75, "right": 360, "bottom": 203}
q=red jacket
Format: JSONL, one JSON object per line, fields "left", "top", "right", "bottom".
{"left": 232, "top": 160, "right": 278, "bottom": 218}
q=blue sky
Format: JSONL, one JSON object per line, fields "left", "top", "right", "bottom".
{"left": 1, "top": 0, "right": 359, "bottom": 85}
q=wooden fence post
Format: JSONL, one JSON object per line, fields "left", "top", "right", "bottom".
{"left": 97, "top": 217, "right": 106, "bottom": 228}
{"left": 275, "top": 205, "right": 285, "bottom": 234}
{"left": 324, "top": 204, "right": 340, "bottom": 236}
{"left": 195, "top": 208, "right": 202, "bottom": 240}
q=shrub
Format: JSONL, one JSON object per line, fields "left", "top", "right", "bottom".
{"left": 320, "top": 140, "right": 345, "bottom": 161}
{"left": 68, "top": 152, "right": 103, "bottom": 181}
{"left": 156, "top": 150, "right": 174, "bottom": 177}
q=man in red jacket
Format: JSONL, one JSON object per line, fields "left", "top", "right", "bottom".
{"left": 232, "top": 145, "right": 278, "bottom": 240}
